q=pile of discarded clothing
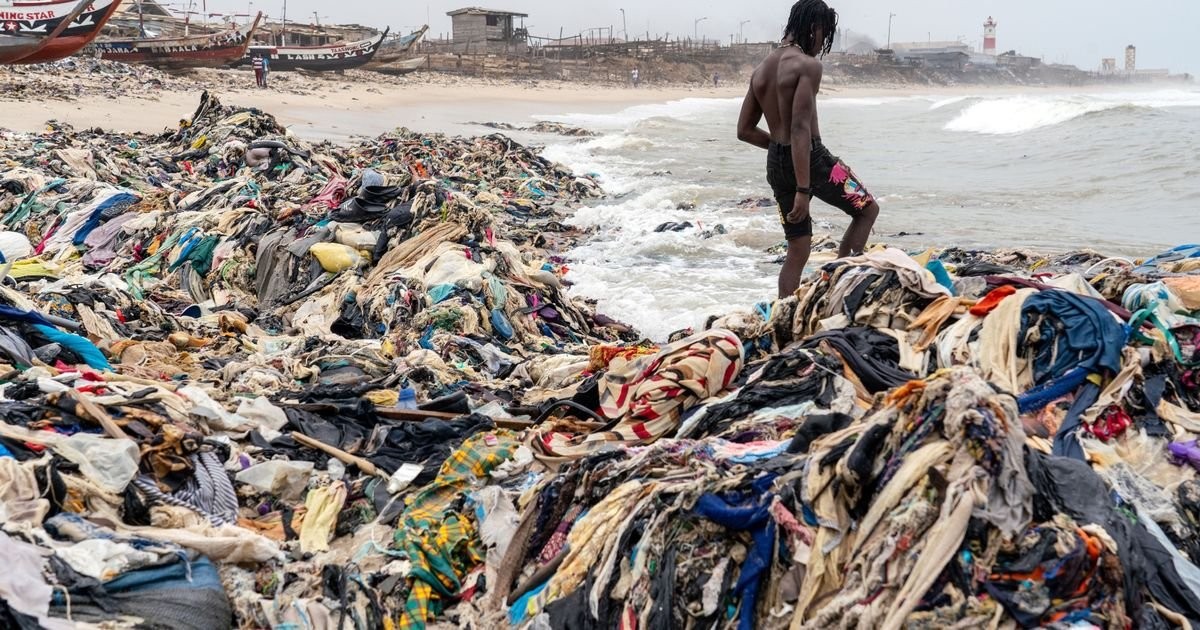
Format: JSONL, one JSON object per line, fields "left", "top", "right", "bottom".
{"left": 492, "top": 245, "right": 1200, "bottom": 630}
{"left": 3, "top": 91, "right": 1200, "bottom": 630}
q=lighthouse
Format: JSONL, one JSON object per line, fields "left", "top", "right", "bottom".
{"left": 983, "top": 16, "right": 997, "bottom": 55}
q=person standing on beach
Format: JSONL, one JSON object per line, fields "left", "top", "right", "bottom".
{"left": 737, "top": 0, "right": 879, "bottom": 298}
{"left": 252, "top": 53, "right": 265, "bottom": 88}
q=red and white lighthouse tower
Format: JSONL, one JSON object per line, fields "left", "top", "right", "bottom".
{"left": 983, "top": 16, "right": 997, "bottom": 55}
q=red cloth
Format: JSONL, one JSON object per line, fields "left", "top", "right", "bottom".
{"left": 969, "top": 285, "right": 1018, "bottom": 317}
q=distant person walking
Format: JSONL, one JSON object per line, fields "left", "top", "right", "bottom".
{"left": 713, "top": 72, "right": 720, "bottom": 87}
{"left": 631, "top": 67, "right": 640, "bottom": 88}
{"left": 261, "top": 54, "right": 271, "bottom": 88}
{"left": 736, "top": 0, "right": 880, "bottom": 298}
{"left": 252, "top": 53, "right": 265, "bottom": 88}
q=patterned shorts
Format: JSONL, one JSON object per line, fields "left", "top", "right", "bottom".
{"left": 766, "top": 139, "right": 875, "bottom": 239}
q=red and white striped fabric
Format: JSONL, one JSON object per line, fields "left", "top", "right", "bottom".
{"left": 531, "top": 329, "right": 744, "bottom": 461}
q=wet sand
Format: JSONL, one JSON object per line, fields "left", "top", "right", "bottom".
{"left": 2, "top": 75, "right": 744, "bottom": 139}
{"left": 3, "top": 68, "right": 1174, "bottom": 142}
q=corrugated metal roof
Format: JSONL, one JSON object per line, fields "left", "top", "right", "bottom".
{"left": 446, "top": 7, "right": 528, "bottom": 18}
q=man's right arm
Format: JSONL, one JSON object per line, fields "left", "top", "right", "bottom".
{"left": 787, "top": 59, "right": 821, "bottom": 223}
{"left": 736, "top": 84, "right": 771, "bottom": 150}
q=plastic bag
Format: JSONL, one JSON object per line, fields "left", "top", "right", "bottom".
{"left": 60, "top": 433, "right": 140, "bottom": 494}
{"left": 235, "top": 460, "right": 314, "bottom": 501}
{"left": 179, "top": 385, "right": 246, "bottom": 431}
{"left": 310, "top": 242, "right": 365, "bottom": 273}
{"left": 235, "top": 397, "right": 288, "bottom": 439}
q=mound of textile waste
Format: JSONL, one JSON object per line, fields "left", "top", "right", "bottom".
{"left": 2, "top": 92, "right": 1200, "bottom": 630}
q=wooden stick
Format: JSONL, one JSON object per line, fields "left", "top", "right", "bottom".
{"left": 374, "top": 407, "right": 604, "bottom": 431}
{"left": 374, "top": 407, "right": 460, "bottom": 421}
{"left": 290, "top": 431, "right": 387, "bottom": 479}
{"left": 105, "top": 373, "right": 181, "bottom": 392}
{"left": 73, "top": 392, "right": 129, "bottom": 440}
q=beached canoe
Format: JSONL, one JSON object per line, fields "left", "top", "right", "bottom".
{"left": 13, "top": 0, "right": 121, "bottom": 64}
{"left": 371, "top": 55, "right": 426, "bottom": 76}
{"left": 0, "top": 0, "right": 91, "bottom": 64}
{"left": 94, "top": 13, "right": 262, "bottom": 69}
{"left": 370, "top": 25, "right": 427, "bottom": 64}
{"left": 241, "top": 27, "right": 388, "bottom": 72}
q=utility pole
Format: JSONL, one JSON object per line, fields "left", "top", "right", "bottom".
{"left": 694, "top": 16, "right": 707, "bottom": 42}
{"left": 280, "top": 0, "right": 287, "bottom": 46}
{"left": 887, "top": 12, "right": 896, "bottom": 49}
{"left": 620, "top": 8, "right": 627, "bottom": 41}
{"left": 739, "top": 20, "right": 750, "bottom": 44}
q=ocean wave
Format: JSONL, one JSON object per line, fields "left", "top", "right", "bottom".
{"left": 536, "top": 97, "right": 739, "bottom": 130}
{"left": 583, "top": 134, "right": 656, "bottom": 153}
{"left": 945, "top": 90, "right": 1200, "bottom": 134}
{"left": 929, "top": 95, "right": 977, "bottom": 110}
{"left": 823, "top": 95, "right": 934, "bottom": 107}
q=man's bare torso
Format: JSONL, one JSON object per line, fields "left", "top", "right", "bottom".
{"left": 750, "top": 47, "right": 822, "bottom": 145}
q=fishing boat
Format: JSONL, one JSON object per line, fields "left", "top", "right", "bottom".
{"left": 94, "top": 12, "right": 262, "bottom": 69}
{"left": 0, "top": 0, "right": 92, "bottom": 64}
{"left": 370, "top": 55, "right": 425, "bottom": 76}
{"left": 14, "top": 0, "right": 121, "bottom": 64}
{"left": 243, "top": 27, "right": 388, "bottom": 72}
{"left": 370, "top": 25, "right": 427, "bottom": 64}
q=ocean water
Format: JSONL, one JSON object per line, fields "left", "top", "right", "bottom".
{"left": 533, "top": 88, "right": 1200, "bottom": 342}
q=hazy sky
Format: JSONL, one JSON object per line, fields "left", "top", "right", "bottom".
{"left": 199, "top": 0, "right": 1196, "bottom": 74}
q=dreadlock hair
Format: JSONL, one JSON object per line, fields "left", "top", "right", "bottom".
{"left": 783, "top": 0, "right": 838, "bottom": 57}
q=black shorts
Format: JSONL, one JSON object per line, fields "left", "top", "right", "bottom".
{"left": 766, "top": 139, "right": 875, "bottom": 239}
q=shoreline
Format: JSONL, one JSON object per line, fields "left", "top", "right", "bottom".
{"left": 3, "top": 65, "right": 1189, "bottom": 140}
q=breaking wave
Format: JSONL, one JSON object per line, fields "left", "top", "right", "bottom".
{"left": 538, "top": 97, "right": 739, "bottom": 130}
{"left": 929, "top": 95, "right": 977, "bottom": 110}
{"left": 945, "top": 90, "right": 1200, "bottom": 134}
{"left": 822, "top": 95, "right": 933, "bottom": 107}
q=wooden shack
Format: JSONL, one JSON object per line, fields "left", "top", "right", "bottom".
{"left": 446, "top": 7, "right": 528, "bottom": 53}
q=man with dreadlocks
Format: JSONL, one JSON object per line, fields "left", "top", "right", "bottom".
{"left": 737, "top": 0, "right": 880, "bottom": 298}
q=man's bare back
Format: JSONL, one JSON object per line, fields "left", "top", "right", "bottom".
{"left": 745, "top": 47, "right": 822, "bottom": 147}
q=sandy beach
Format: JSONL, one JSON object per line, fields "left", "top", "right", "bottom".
{"left": 0, "top": 64, "right": 1157, "bottom": 141}
{"left": 1, "top": 67, "right": 746, "bottom": 138}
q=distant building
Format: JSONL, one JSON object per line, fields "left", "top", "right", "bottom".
{"left": 892, "top": 41, "right": 971, "bottom": 70}
{"left": 1101, "top": 58, "right": 1117, "bottom": 74}
{"left": 1125, "top": 45, "right": 1136, "bottom": 72}
{"left": 892, "top": 41, "right": 971, "bottom": 54}
{"left": 997, "top": 51, "right": 1041, "bottom": 70}
{"left": 844, "top": 41, "right": 877, "bottom": 56}
{"left": 968, "top": 52, "right": 997, "bottom": 67}
{"left": 983, "top": 17, "right": 997, "bottom": 55}
{"left": 447, "top": 7, "right": 528, "bottom": 52}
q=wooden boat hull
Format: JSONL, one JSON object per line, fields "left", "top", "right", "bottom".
{"left": 0, "top": 0, "right": 92, "bottom": 63}
{"left": 241, "top": 27, "right": 387, "bottom": 72}
{"left": 95, "top": 14, "right": 261, "bottom": 69}
{"left": 371, "top": 25, "right": 427, "bottom": 64}
{"left": 371, "top": 55, "right": 425, "bottom": 76}
{"left": 14, "top": 0, "right": 121, "bottom": 64}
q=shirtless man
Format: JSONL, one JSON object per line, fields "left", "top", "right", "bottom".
{"left": 737, "top": 0, "right": 880, "bottom": 298}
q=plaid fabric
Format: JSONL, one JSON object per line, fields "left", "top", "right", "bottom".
{"left": 395, "top": 430, "right": 521, "bottom": 630}
{"left": 532, "top": 329, "right": 744, "bottom": 460}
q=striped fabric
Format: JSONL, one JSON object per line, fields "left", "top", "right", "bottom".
{"left": 134, "top": 451, "right": 239, "bottom": 526}
{"left": 531, "top": 329, "right": 745, "bottom": 460}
